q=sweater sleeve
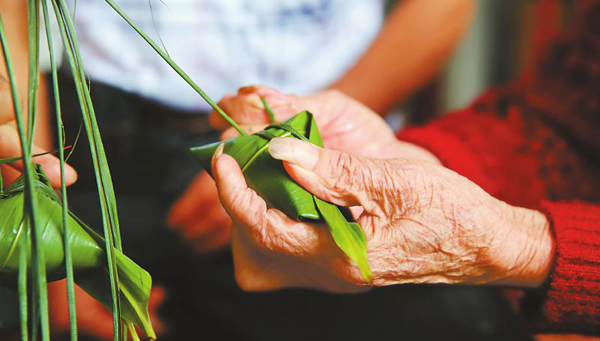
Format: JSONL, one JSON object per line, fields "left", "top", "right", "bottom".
{"left": 396, "top": 88, "right": 600, "bottom": 208}
{"left": 394, "top": 6, "right": 600, "bottom": 333}
{"left": 531, "top": 201, "right": 600, "bottom": 334}
{"left": 395, "top": 90, "right": 600, "bottom": 334}
{"left": 396, "top": 103, "right": 600, "bottom": 334}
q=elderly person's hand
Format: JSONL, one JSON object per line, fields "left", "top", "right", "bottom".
{"left": 213, "top": 137, "right": 554, "bottom": 292}
{"left": 169, "top": 86, "right": 439, "bottom": 252}
{"left": 211, "top": 86, "right": 440, "bottom": 163}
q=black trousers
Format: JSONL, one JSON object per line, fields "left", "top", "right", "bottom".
{"left": 0, "top": 73, "right": 534, "bottom": 341}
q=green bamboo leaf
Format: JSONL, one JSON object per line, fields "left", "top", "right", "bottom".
{"left": 313, "top": 198, "right": 371, "bottom": 281}
{"left": 0, "top": 168, "right": 156, "bottom": 339}
{"left": 190, "top": 111, "right": 372, "bottom": 282}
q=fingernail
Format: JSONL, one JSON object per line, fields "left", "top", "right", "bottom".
{"left": 268, "top": 137, "right": 318, "bottom": 170}
{"left": 211, "top": 143, "right": 225, "bottom": 171}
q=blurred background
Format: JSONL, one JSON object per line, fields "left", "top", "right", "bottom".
{"left": 0, "top": 0, "right": 582, "bottom": 340}
{"left": 391, "top": 0, "right": 573, "bottom": 126}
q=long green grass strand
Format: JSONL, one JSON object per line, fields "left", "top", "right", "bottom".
{"left": 0, "top": 13, "right": 50, "bottom": 341}
{"left": 41, "top": 1, "right": 78, "bottom": 340}
{"left": 55, "top": 0, "right": 124, "bottom": 266}
{"left": 26, "top": 0, "right": 40, "bottom": 151}
{"left": 50, "top": 3, "right": 123, "bottom": 340}
{"left": 103, "top": 0, "right": 248, "bottom": 136}
{"left": 27, "top": 1, "right": 42, "bottom": 337}
{"left": 55, "top": 0, "right": 123, "bottom": 250}
{"left": 18, "top": 231, "right": 28, "bottom": 341}
{"left": 260, "top": 97, "right": 277, "bottom": 124}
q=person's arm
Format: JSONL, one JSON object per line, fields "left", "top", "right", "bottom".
{"left": 329, "top": 0, "right": 476, "bottom": 113}
{"left": 529, "top": 201, "right": 600, "bottom": 335}
{"left": 397, "top": 2, "right": 600, "bottom": 208}
{"left": 0, "top": 0, "right": 29, "bottom": 108}
{"left": 212, "top": 136, "right": 600, "bottom": 334}
{"left": 396, "top": 84, "right": 600, "bottom": 209}
{"left": 1, "top": 1, "right": 60, "bottom": 186}
{"left": 0, "top": 0, "right": 53, "bottom": 150}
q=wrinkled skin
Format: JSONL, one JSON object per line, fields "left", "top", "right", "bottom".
{"left": 173, "top": 85, "right": 553, "bottom": 292}
{"left": 212, "top": 135, "right": 554, "bottom": 292}
{"left": 168, "top": 86, "right": 439, "bottom": 252}
{"left": 210, "top": 86, "right": 440, "bottom": 162}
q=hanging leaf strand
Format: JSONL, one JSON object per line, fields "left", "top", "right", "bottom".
{"left": 40, "top": 1, "right": 78, "bottom": 339}
{"left": 102, "top": 0, "right": 248, "bottom": 136}
{"left": 49, "top": 0, "right": 123, "bottom": 338}
{"left": 0, "top": 11, "right": 50, "bottom": 341}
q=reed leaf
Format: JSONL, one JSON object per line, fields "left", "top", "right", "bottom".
{"left": 28, "top": 1, "right": 44, "bottom": 338}
{"left": 190, "top": 111, "right": 372, "bottom": 282}
{"left": 50, "top": 1, "right": 123, "bottom": 338}
{"left": 40, "top": 1, "right": 77, "bottom": 339}
{"left": 0, "top": 167, "right": 156, "bottom": 339}
{"left": 26, "top": 0, "right": 40, "bottom": 151}
{"left": 102, "top": 0, "right": 248, "bottom": 136}
{"left": 0, "top": 12, "right": 50, "bottom": 340}
{"left": 18, "top": 231, "right": 28, "bottom": 341}
{"left": 1, "top": 0, "right": 163, "bottom": 339}
{"left": 260, "top": 97, "right": 276, "bottom": 124}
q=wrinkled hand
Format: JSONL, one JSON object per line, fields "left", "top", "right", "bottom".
{"left": 169, "top": 86, "right": 439, "bottom": 253}
{"left": 214, "top": 137, "right": 554, "bottom": 292}
{"left": 0, "top": 78, "right": 77, "bottom": 188}
{"left": 212, "top": 85, "right": 440, "bottom": 162}
{"left": 48, "top": 280, "right": 166, "bottom": 339}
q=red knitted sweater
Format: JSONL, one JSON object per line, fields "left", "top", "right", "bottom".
{"left": 396, "top": 5, "right": 600, "bottom": 335}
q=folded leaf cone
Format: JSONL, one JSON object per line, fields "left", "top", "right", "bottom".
{"left": 190, "top": 111, "right": 372, "bottom": 282}
{"left": 0, "top": 167, "right": 155, "bottom": 339}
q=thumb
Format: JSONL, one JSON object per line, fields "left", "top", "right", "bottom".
{"left": 268, "top": 137, "right": 385, "bottom": 212}
{"left": 212, "top": 144, "right": 267, "bottom": 228}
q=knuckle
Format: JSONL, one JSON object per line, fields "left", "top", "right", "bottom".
{"left": 238, "top": 85, "right": 258, "bottom": 94}
{"left": 325, "top": 152, "right": 370, "bottom": 196}
{"left": 249, "top": 225, "right": 272, "bottom": 250}
{"left": 234, "top": 269, "right": 259, "bottom": 292}
{"left": 332, "top": 257, "right": 367, "bottom": 286}
{"left": 232, "top": 190, "right": 274, "bottom": 251}
{"left": 227, "top": 190, "right": 247, "bottom": 214}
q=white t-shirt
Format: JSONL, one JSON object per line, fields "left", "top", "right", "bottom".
{"left": 72, "top": 0, "right": 385, "bottom": 112}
